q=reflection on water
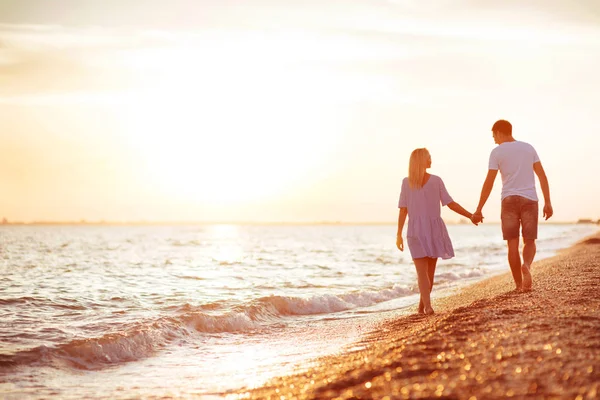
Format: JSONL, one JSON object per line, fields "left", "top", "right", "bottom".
{"left": 0, "top": 224, "right": 596, "bottom": 398}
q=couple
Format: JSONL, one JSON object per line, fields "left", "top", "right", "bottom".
{"left": 396, "top": 120, "right": 553, "bottom": 315}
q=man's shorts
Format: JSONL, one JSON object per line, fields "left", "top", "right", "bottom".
{"left": 501, "top": 195, "right": 539, "bottom": 240}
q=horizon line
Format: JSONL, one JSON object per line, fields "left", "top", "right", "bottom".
{"left": 1, "top": 219, "right": 595, "bottom": 226}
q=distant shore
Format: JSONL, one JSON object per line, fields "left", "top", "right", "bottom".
{"left": 233, "top": 232, "right": 600, "bottom": 399}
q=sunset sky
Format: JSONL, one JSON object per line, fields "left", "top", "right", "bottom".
{"left": 1, "top": 0, "right": 599, "bottom": 223}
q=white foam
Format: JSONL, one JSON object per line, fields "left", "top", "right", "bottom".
{"left": 259, "top": 284, "right": 416, "bottom": 316}
{"left": 436, "top": 269, "right": 486, "bottom": 281}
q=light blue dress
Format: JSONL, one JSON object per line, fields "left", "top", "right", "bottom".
{"left": 398, "top": 175, "right": 455, "bottom": 260}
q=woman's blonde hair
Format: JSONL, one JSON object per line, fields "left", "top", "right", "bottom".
{"left": 408, "top": 148, "right": 430, "bottom": 189}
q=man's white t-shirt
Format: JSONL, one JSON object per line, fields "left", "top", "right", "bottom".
{"left": 488, "top": 140, "right": 540, "bottom": 201}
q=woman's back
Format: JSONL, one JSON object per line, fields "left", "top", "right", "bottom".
{"left": 398, "top": 174, "right": 453, "bottom": 219}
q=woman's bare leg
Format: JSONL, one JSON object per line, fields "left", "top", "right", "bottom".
{"left": 414, "top": 258, "right": 434, "bottom": 315}
{"left": 427, "top": 257, "right": 438, "bottom": 290}
{"left": 418, "top": 257, "right": 438, "bottom": 313}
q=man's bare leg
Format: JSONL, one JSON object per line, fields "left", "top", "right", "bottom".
{"left": 418, "top": 257, "right": 438, "bottom": 314}
{"left": 522, "top": 239, "right": 536, "bottom": 290}
{"left": 507, "top": 238, "right": 523, "bottom": 290}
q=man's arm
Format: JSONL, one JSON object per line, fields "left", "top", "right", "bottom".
{"left": 474, "top": 169, "right": 498, "bottom": 221}
{"left": 533, "top": 161, "right": 553, "bottom": 220}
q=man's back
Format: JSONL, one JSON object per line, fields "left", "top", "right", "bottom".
{"left": 489, "top": 141, "right": 540, "bottom": 201}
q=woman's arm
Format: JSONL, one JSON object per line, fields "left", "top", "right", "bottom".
{"left": 447, "top": 202, "right": 478, "bottom": 225}
{"left": 396, "top": 207, "right": 408, "bottom": 250}
{"left": 438, "top": 177, "right": 477, "bottom": 225}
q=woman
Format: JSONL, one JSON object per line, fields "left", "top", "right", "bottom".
{"left": 396, "top": 148, "right": 477, "bottom": 315}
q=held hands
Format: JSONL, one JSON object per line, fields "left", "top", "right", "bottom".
{"left": 396, "top": 235, "right": 404, "bottom": 251}
{"left": 471, "top": 211, "right": 484, "bottom": 225}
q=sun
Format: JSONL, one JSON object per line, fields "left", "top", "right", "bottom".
{"left": 118, "top": 46, "right": 340, "bottom": 206}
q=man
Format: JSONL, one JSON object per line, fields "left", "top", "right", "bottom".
{"left": 472, "top": 120, "right": 553, "bottom": 291}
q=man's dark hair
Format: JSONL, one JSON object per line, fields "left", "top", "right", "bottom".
{"left": 492, "top": 120, "right": 512, "bottom": 135}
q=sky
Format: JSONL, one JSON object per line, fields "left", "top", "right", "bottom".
{"left": 1, "top": 0, "right": 599, "bottom": 223}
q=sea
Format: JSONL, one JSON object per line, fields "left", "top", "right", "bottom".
{"left": 0, "top": 223, "right": 597, "bottom": 399}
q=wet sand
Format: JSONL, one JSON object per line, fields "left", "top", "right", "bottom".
{"left": 232, "top": 234, "right": 600, "bottom": 399}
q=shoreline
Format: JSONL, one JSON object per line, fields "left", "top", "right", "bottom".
{"left": 232, "top": 232, "right": 600, "bottom": 399}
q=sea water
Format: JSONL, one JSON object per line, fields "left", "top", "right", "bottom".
{"left": 0, "top": 223, "right": 597, "bottom": 398}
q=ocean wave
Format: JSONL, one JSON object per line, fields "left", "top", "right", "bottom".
{"left": 455, "top": 244, "right": 505, "bottom": 254}
{"left": 170, "top": 239, "right": 203, "bottom": 247}
{"left": 0, "top": 312, "right": 263, "bottom": 371}
{"left": 0, "top": 296, "right": 40, "bottom": 305}
{"left": 0, "top": 285, "right": 417, "bottom": 371}
{"left": 174, "top": 275, "right": 206, "bottom": 281}
{"left": 0, "top": 296, "right": 87, "bottom": 310}
{"left": 253, "top": 284, "right": 416, "bottom": 316}
{"left": 171, "top": 284, "right": 417, "bottom": 318}
{"left": 0, "top": 324, "right": 183, "bottom": 371}
{"left": 436, "top": 269, "right": 486, "bottom": 282}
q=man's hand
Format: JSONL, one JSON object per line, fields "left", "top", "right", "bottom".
{"left": 396, "top": 235, "right": 404, "bottom": 251}
{"left": 543, "top": 203, "right": 553, "bottom": 220}
{"left": 471, "top": 212, "right": 484, "bottom": 225}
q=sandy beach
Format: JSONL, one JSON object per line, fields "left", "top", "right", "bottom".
{"left": 233, "top": 233, "right": 600, "bottom": 399}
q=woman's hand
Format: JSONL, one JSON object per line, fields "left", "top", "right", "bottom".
{"left": 396, "top": 235, "right": 404, "bottom": 251}
{"left": 471, "top": 212, "right": 484, "bottom": 225}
